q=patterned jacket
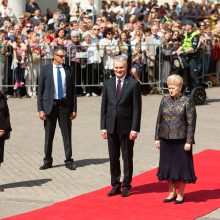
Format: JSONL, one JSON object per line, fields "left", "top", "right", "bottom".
{"left": 155, "top": 95, "right": 196, "bottom": 144}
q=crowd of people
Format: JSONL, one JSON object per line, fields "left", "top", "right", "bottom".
{"left": 0, "top": 0, "right": 207, "bottom": 202}
{"left": 0, "top": 0, "right": 219, "bottom": 97}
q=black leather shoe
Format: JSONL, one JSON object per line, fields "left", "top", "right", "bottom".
{"left": 174, "top": 198, "right": 185, "bottom": 204}
{"left": 39, "top": 164, "right": 52, "bottom": 170}
{"left": 121, "top": 188, "right": 130, "bottom": 197}
{"left": 0, "top": 186, "right": 4, "bottom": 192}
{"left": 65, "top": 163, "right": 76, "bottom": 170}
{"left": 107, "top": 188, "right": 121, "bottom": 196}
{"left": 163, "top": 195, "right": 177, "bottom": 203}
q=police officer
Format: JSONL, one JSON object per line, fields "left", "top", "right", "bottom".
{"left": 175, "top": 20, "right": 200, "bottom": 91}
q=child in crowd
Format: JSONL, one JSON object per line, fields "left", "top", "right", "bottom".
{"left": 11, "top": 35, "right": 27, "bottom": 92}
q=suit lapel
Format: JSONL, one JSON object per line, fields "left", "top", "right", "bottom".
{"left": 110, "top": 76, "right": 117, "bottom": 101}
{"left": 64, "top": 65, "right": 69, "bottom": 89}
{"left": 49, "top": 64, "right": 55, "bottom": 93}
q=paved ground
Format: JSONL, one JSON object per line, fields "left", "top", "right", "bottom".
{"left": 0, "top": 86, "right": 220, "bottom": 219}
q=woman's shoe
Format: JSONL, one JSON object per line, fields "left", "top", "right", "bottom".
{"left": 163, "top": 195, "right": 177, "bottom": 203}
{"left": 13, "top": 82, "right": 20, "bottom": 90}
{"left": 174, "top": 197, "right": 185, "bottom": 204}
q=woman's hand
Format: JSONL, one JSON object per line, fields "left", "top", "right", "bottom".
{"left": 184, "top": 143, "right": 191, "bottom": 151}
{"left": 155, "top": 140, "right": 160, "bottom": 150}
{"left": 0, "top": 130, "right": 6, "bottom": 137}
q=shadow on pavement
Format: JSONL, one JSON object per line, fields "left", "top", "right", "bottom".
{"left": 132, "top": 182, "right": 167, "bottom": 195}
{"left": 205, "top": 99, "right": 220, "bottom": 104}
{"left": 186, "top": 189, "right": 220, "bottom": 203}
{"left": 52, "top": 158, "right": 110, "bottom": 168}
{"left": 1, "top": 178, "right": 52, "bottom": 189}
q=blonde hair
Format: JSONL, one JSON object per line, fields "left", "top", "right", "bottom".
{"left": 167, "top": 74, "right": 183, "bottom": 87}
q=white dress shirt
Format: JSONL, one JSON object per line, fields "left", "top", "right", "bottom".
{"left": 53, "top": 64, "right": 66, "bottom": 99}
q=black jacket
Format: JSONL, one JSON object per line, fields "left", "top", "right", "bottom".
{"left": 0, "top": 93, "right": 12, "bottom": 139}
{"left": 101, "top": 75, "right": 142, "bottom": 135}
{"left": 37, "top": 64, "right": 77, "bottom": 115}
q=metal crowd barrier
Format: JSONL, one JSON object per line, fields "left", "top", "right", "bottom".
{"left": 0, "top": 44, "right": 220, "bottom": 95}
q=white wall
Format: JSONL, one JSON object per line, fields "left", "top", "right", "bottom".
{"left": 9, "top": 0, "right": 25, "bottom": 21}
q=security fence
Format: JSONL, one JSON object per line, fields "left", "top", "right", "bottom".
{"left": 0, "top": 44, "right": 219, "bottom": 96}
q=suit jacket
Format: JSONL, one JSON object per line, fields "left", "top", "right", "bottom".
{"left": 155, "top": 95, "right": 196, "bottom": 144}
{"left": 37, "top": 63, "right": 77, "bottom": 115}
{"left": 0, "top": 93, "right": 12, "bottom": 139}
{"left": 101, "top": 75, "right": 142, "bottom": 135}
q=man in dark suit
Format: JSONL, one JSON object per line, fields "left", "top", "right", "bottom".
{"left": 37, "top": 47, "right": 77, "bottom": 170}
{"left": 101, "top": 56, "right": 142, "bottom": 197}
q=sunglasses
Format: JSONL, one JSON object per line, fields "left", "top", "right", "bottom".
{"left": 19, "top": 17, "right": 24, "bottom": 19}
{"left": 26, "top": 25, "right": 31, "bottom": 28}
{"left": 94, "top": 28, "right": 100, "bottom": 30}
{"left": 55, "top": 54, "right": 65, "bottom": 58}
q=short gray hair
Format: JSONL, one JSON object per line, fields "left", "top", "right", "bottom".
{"left": 113, "top": 55, "right": 127, "bottom": 66}
{"left": 53, "top": 46, "right": 65, "bottom": 55}
{"left": 167, "top": 74, "right": 183, "bottom": 87}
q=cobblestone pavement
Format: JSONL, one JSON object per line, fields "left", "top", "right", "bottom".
{"left": 0, "top": 87, "right": 219, "bottom": 219}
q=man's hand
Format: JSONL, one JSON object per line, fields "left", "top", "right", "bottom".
{"left": 150, "top": 55, "right": 155, "bottom": 61}
{"left": 101, "top": 130, "right": 107, "bottom": 139}
{"left": 155, "top": 140, "right": 160, "bottom": 150}
{"left": 129, "top": 131, "right": 137, "bottom": 141}
{"left": 0, "top": 130, "right": 5, "bottom": 137}
{"left": 70, "top": 112, "right": 77, "bottom": 120}
{"left": 176, "top": 50, "right": 183, "bottom": 56}
{"left": 39, "top": 111, "right": 46, "bottom": 120}
{"left": 184, "top": 143, "right": 191, "bottom": 151}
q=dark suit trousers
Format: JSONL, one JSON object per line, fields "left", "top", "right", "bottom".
{"left": 107, "top": 129, "right": 134, "bottom": 189}
{"left": 44, "top": 100, "right": 73, "bottom": 165}
{"left": 0, "top": 138, "right": 5, "bottom": 163}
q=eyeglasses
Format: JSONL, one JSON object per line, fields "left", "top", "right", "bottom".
{"left": 55, "top": 54, "right": 65, "bottom": 58}
{"left": 26, "top": 25, "right": 31, "bottom": 28}
{"left": 94, "top": 28, "right": 100, "bottom": 31}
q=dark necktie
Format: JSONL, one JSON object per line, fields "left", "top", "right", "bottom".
{"left": 57, "top": 67, "right": 64, "bottom": 99}
{"left": 116, "top": 79, "right": 121, "bottom": 98}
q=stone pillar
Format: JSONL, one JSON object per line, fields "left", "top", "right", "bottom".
{"left": 9, "top": 0, "right": 26, "bottom": 22}
{"left": 94, "top": 0, "right": 101, "bottom": 15}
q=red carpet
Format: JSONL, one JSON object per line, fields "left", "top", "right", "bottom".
{"left": 4, "top": 150, "right": 220, "bottom": 220}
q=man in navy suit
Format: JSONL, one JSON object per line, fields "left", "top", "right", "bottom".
{"left": 37, "top": 47, "right": 77, "bottom": 170}
{"left": 101, "top": 56, "right": 142, "bottom": 197}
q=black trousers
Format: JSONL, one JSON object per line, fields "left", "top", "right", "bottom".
{"left": 43, "top": 100, "right": 73, "bottom": 165}
{"left": 107, "top": 129, "right": 134, "bottom": 189}
{"left": 188, "top": 56, "right": 199, "bottom": 89}
{"left": 0, "top": 138, "right": 5, "bottom": 163}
